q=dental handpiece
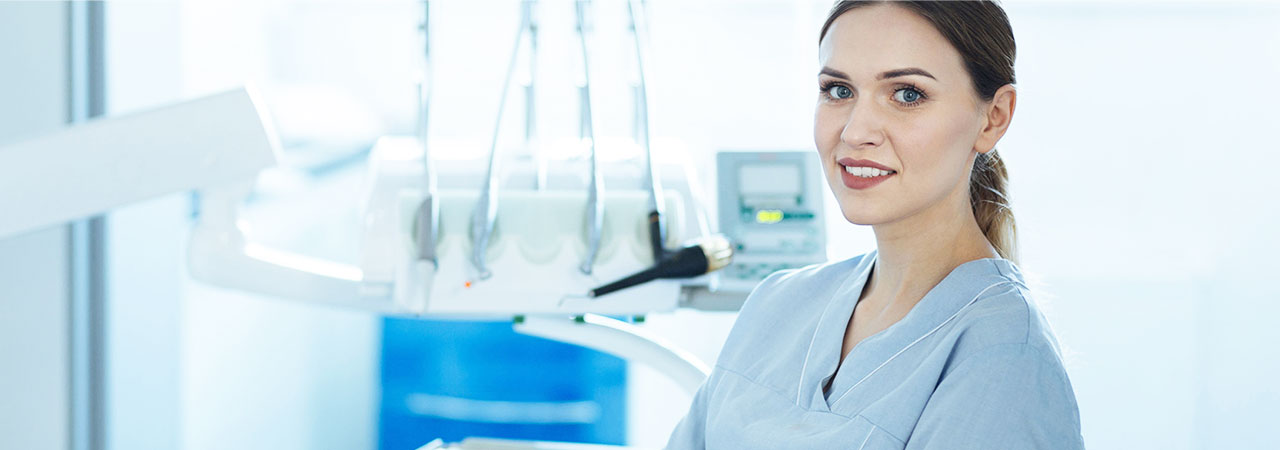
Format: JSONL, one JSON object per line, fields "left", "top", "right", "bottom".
{"left": 588, "top": 234, "right": 733, "bottom": 298}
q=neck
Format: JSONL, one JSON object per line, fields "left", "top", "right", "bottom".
{"left": 866, "top": 180, "right": 999, "bottom": 307}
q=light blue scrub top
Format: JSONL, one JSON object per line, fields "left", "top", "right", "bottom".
{"left": 667, "top": 251, "right": 1084, "bottom": 449}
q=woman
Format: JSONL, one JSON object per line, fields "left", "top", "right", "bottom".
{"left": 666, "top": 1, "right": 1083, "bottom": 448}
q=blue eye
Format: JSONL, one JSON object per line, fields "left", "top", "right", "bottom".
{"left": 826, "top": 85, "right": 853, "bottom": 99}
{"left": 893, "top": 87, "right": 924, "bottom": 104}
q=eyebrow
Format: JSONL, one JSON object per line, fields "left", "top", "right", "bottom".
{"left": 819, "top": 66, "right": 937, "bottom": 81}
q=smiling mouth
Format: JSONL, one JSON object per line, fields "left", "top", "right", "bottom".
{"left": 842, "top": 165, "right": 897, "bottom": 178}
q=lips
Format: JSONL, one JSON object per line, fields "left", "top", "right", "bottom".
{"left": 836, "top": 157, "right": 896, "bottom": 172}
{"left": 836, "top": 158, "right": 896, "bottom": 190}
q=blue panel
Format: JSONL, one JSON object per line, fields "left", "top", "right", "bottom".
{"left": 378, "top": 318, "right": 626, "bottom": 449}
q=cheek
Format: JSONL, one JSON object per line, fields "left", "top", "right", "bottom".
{"left": 813, "top": 106, "right": 842, "bottom": 154}
{"left": 897, "top": 111, "right": 979, "bottom": 179}
{"left": 813, "top": 108, "right": 846, "bottom": 198}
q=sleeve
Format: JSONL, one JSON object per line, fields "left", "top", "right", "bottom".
{"left": 664, "top": 371, "right": 720, "bottom": 450}
{"left": 905, "top": 344, "right": 1085, "bottom": 450}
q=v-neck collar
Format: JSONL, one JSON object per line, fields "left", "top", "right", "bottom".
{"left": 795, "top": 250, "right": 1024, "bottom": 413}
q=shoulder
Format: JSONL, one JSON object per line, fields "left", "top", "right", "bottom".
{"left": 916, "top": 335, "right": 1084, "bottom": 447}
{"left": 927, "top": 271, "right": 1082, "bottom": 435}
{"left": 942, "top": 265, "right": 1067, "bottom": 378}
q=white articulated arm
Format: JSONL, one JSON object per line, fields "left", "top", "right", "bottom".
{"left": 514, "top": 314, "right": 710, "bottom": 395}
{"left": 0, "top": 87, "right": 276, "bottom": 239}
{"left": 186, "top": 181, "right": 396, "bottom": 312}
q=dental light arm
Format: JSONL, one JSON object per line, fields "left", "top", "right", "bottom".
{"left": 0, "top": 87, "right": 279, "bottom": 240}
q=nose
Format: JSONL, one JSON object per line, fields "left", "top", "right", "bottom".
{"left": 840, "top": 102, "right": 885, "bottom": 150}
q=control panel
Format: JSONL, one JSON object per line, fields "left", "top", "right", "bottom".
{"left": 716, "top": 151, "right": 828, "bottom": 293}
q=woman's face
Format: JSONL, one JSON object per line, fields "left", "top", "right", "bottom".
{"left": 815, "top": 5, "right": 990, "bottom": 226}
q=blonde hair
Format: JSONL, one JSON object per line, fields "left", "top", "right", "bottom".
{"left": 972, "top": 150, "right": 1017, "bottom": 263}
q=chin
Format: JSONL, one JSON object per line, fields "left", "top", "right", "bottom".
{"left": 838, "top": 205, "right": 890, "bottom": 226}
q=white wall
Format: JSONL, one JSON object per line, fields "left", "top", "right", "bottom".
{"left": 0, "top": 230, "right": 71, "bottom": 450}
{"left": 0, "top": 2, "right": 72, "bottom": 450}
{"left": 1003, "top": 3, "right": 1280, "bottom": 448}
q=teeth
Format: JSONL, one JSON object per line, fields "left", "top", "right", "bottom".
{"left": 844, "top": 165, "right": 894, "bottom": 178}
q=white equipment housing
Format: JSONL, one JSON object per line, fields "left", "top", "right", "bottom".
{"left": 361, "top": 137, "right": 714, "bottom": 316}
{"left": 188, "top": 136, "right": 726, "bottom": 318}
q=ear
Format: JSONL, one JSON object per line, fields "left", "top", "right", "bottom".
{"left": 974, "top": 84, "right": 1016, "bottom": 154}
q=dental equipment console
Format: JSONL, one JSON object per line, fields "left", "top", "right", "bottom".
{"left": 181, "top": 2, "right": 827, "bottom": 447}
{"left": 0, "top": 2, "right": 826, "bottom": 448}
